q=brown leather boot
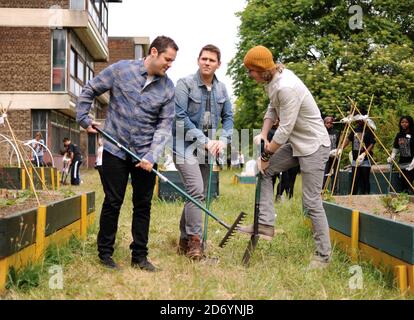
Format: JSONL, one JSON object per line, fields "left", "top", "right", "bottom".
{"left": 186, "top": 235, "right": 202, "bottom": 260}
{"left": 177, "top": 238, "right": 189, "bottom": 255}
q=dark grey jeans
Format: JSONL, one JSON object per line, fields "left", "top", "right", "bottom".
{"left": 260, "top": 144, "right": 331, "bottom": 259}
{"left": 174, "top": 153, "right": 210, "bottom": 239}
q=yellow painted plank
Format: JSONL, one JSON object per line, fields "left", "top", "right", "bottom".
{"left": 407, "top": 266, "right": 414, "bottom": 294}
{"left": 44, "top": 220, "right": 81, "bottom": 248}
{"left": 35, "top": 206, "right": 47, "bottom": 260}
{"left": 50, "top": 168, "right": 55, "bottom": 190}
{"left": 40, "top": 167, "right": 45, "bottom": 190}
{"left": 88, "top": 212, "right": 96, "bottom": 228}
{"left": 395, "top": 265, "right": 408, "bottom": 295}
{"left": 56, "top": 171, "right": 60, "bottom": 189}
{"left": 351, "top": 210, "right": 360, "bottom": 262}
{"left": 80, "top": 194, "right": 87, "bottom": 240}
{"left": 6, "top": 243, "right": 37, "bottom": 271}
{"left": 0, "top": 258, "right": 9, "bottom": 295}
{"left": 21, "top": 168, "right": 26, "bottom": 190}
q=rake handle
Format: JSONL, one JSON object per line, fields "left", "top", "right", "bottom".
{"left": 94, "top": 126, "right": 230, "bottom": 229}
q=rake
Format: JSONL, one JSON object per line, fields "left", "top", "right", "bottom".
{"left": 94, "top": 126, "right": 246, "bottom": 243}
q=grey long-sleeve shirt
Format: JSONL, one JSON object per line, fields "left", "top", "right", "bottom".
{"left": 264, "top": 68, "right": 330, "bottom": 157}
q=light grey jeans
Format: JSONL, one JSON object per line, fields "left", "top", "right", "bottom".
{"left": 174, "top": 153, "right": 210, "bottom": 240}
{"left": 260, "top": 143, "right": 332, "bottom": 259}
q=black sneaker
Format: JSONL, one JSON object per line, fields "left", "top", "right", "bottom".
{"left": 131, "top": 258, "right": 160, "bottom": 272}
{"left": 99, "top": 257, "right": 119, "bottom": 270}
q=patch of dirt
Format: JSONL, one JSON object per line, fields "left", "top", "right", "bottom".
{"left": 333, "top": 195, "right": 414, "bottom": 225}
{"left": 0, "top": 189, "right": 79, "bottom": 218}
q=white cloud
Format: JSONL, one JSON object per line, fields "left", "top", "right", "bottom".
{"left": 108, "top": 0, "right": 246, "bottom": 99}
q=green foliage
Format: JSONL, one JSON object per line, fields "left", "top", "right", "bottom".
{"left": 0, "top": 190, "right": 33, "bottom": 207}
{"left": 7, "top": 265, "right": 41, "bottom": 291}
{"left": 62, "top": 189, "right": 77, "bottom": 198}
{"left": 322, "top": 190, "right": 336, "bottom": 203}
{"left": 229, "top": 0, "right": 414, "bottom": 146}
{"left": 6, "top": 236, "right": 82, "bottom": 292}
{"left": 381, "top": 193, "right": 410, "bottom": 213}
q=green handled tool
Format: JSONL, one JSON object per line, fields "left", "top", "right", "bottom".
{"left": 94, "top": 126, "right": 246, "bottom": 241}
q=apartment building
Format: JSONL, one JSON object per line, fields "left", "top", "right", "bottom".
{"left": 0, "top": 0, "right": 122, "bottom": 168}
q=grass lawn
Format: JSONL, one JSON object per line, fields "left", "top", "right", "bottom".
{"left": 4, "top": 168, "right": 409, "bottom": 300}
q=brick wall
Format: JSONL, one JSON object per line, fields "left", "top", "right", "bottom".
{"left": 95, "top": 38, "right": 135, "bottom": 74}
{"left": 0, "top": 0, "right": 69, "bottom": 9}
{"left": 0, "top": 27, "right": 51, "bottom": 91}
{"left": 0, "top": 110, "right": 32, "bottom": 166}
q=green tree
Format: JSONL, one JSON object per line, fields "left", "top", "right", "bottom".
{"left": 229, "top": 0, "right": 414, "bottom": 161}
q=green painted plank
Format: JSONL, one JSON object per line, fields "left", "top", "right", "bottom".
{"left": 0, "top": 208, "right": 37, "bottom": 258}
{"left": 323, "top": 200, "right": 414, "bottom": 264}
{"left": 359, "top": 211, "right": 414, "bottom": 264}
{"left": 86, "top": 192, "right": 95, "bottom": 214}
{"left": 323, "top": 202, "right": 352, "bottom": 237}
{"left": 333, "top": 171, "right": 402, "bottom": 195}
{"left": 0, "top": 167, "right": 22, "bottom": 189}
{"left": 158, "top": 171, "right": 219, "bottom": 201}
{"left": 45, "top": 195, "right": 81, "bottom": 236}
{"left": 235, "top": 175, "right": 256, "bottom": 184}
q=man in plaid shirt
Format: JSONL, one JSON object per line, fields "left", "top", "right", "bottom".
{"left": 77, "top": 36, "right": 178, "bottom": 272}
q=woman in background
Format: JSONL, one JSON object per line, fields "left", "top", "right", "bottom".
{"left": 387, "top": 116, "right": 414, "bottom": 194}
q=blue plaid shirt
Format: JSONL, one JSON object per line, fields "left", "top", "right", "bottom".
{"left": 76, "top": 59, "right": 175, "bottom": 164}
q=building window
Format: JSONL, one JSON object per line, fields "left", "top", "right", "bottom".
{"left": 70, "top": 0, "right": 85, "bottom": 10}
{"left": 32, "top": 110, "right": 48, "bottom": 143}
{"left": 50, "top": 111, "right": 80, "bottom": 154}
{"left": 88, "top": 0, "right": 108, "bottom": 44}
{"left": 52, "top": 29, "right": 67, "bottom": 92}
{"left": 69, "top": 45, "right": 93, "bottom": 97}
{"left": 135, "top": 45, "right": 144, "bottom": 59}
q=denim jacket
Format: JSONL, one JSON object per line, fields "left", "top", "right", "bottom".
{"left": 173, "top": 71, "right": 233, "bottom": 156}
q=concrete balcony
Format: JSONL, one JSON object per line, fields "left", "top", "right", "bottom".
{"left": 0, "top": 7, "right": 109, "bottom": 61}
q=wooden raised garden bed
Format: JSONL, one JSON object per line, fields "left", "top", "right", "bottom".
{"left": 0, "top": 190, "right": 95, "bottom": 294}
{"left": 321, "top": 194, "right": 414, "bottom": 294}
{"left": 0, "top": 167, "right": 61, "bottom": 191}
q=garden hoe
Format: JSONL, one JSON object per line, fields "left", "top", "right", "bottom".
{"left": 241, "top": 170, "right": 262, "bottom": 266}
{"left": 94, "top": 126, "right": 246, "bottom": 245}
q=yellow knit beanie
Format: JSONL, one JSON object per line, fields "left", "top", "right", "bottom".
{"left": 243, "top": 46, "right": 276, "bottom": 71}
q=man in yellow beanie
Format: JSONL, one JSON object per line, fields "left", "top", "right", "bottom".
{"left": 239, "top": 45, "right": 332, "bottom": 270}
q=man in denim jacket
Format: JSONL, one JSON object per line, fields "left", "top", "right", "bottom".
{"left": 173, "top": 44, "right": 233, "bottom": 260}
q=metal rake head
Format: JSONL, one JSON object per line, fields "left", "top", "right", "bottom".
{"left": 219, "top": 211, "right": 247, "bottom": 248}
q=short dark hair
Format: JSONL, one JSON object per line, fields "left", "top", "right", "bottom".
{"left": 148, "top": 36, "right": 179, "bottom": 55}
{"left": 63, "top": 137, "right": 70, "bottom": 143}
{"left": 198, "top": 44, "right": 221, "bottom": 62}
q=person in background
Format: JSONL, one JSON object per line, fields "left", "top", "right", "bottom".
{"left": 95, "top": 138, "right": 104, "bottom": 183}
{"left": 63, "top": 137, "right": 83, "bottom": 186}
{"left": 31, "top": 132, "right": 45, "bottom": 167}
{"left": 264, "top": 119, "right": 299, "bottom": 201}
{"left": 239, "top": 152, "right": 245, "bottom": 169}
{"left": 323, "top": 116, "right": 340, "bottom": 191}
{"left": 387, "top": 115, "right": 414, "bottom": 194}
{"left": 338, "top": 109, "right": 376, "bottom": 195}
